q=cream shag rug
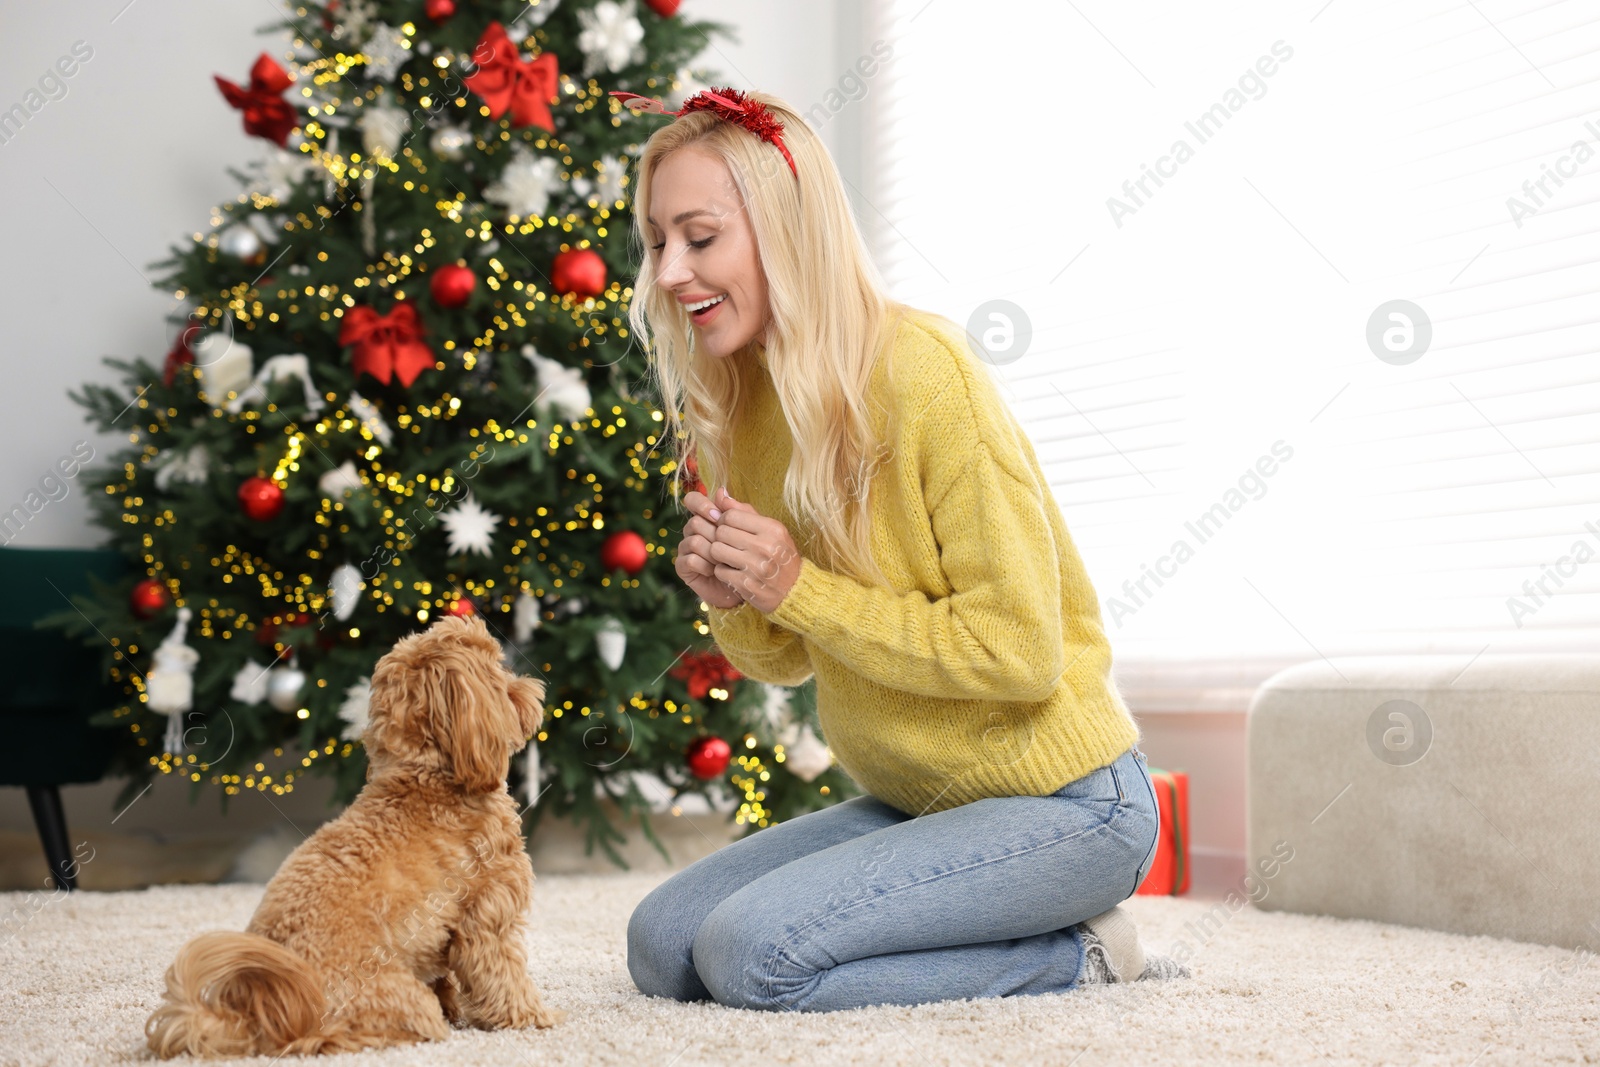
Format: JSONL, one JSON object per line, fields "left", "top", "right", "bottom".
{"left": 2, "top": 875, "right": 1595, "bottom": 1066}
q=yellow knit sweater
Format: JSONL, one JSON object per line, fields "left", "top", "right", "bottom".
{"left": 704, "top": 309, "right": 1140, "bottom": 816}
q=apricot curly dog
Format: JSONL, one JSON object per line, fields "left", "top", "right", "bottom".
{"left": 145, "top": 614, "right": 566, "bottom": 1058}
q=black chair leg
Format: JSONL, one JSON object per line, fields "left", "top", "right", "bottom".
{"left": 25, "top": 784, "right": 77, "bottom": 891}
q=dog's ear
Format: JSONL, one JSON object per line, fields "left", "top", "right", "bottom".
{"left": 509, "top": 675, "right": 547, "bottom": 742}
{"left": 433, "top": 660, "right": 513, "bottom": 795}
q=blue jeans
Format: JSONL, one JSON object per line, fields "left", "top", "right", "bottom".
{"left": 626, "top": 744, "right": 1161, "bottom": 1012}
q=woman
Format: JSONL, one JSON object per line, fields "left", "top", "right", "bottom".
{"left": 619, "top": 86, "right": 1187, "bottom": 1012}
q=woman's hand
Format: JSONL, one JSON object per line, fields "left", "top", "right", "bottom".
{"left": 676, "top": 489, "right": 744, "bottom": 609}
{"left": 707, "top": 486, "right": 803, "bottom": 614}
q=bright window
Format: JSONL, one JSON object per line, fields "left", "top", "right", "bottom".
{"left": 862, "top": 0, "right": 1600, "bottom": 679}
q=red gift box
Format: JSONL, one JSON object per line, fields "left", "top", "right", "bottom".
{"left": 1135, "top": 767, "right": 1189, "bottom": 896}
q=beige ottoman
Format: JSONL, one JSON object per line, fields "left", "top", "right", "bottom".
{"left": 1246, "top": 654, "right": 1600, "bottom": 951}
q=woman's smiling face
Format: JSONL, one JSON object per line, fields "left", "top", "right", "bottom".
{"left": 646, "top": 147, "right": 771, "bottom": 359}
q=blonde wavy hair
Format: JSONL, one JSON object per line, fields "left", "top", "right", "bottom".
{"left": 623, "top": 89, "right": 910, "bottom": 592}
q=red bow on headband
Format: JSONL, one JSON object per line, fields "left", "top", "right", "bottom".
{"left": 465, "top": 22, "right": 559, "bottom": 132}
{"left": 215, "top": 53, "right": 298, "bottom": 147}
{"left": 340, "top": 303, "right": 435, "bottom": 388}
{"left": 609, "top": 87, "right": 797, "bottom": 178}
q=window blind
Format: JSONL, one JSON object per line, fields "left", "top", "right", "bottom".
{"left": 859, "top": 0, "right": 1600, "bottom": 677}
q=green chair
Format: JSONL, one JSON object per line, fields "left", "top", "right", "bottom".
{"left": 0, "top": 545, "right": 129, "bottom": 891}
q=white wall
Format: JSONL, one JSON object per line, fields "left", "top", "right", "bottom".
{"left": 0, "top": 0, "right": 846, "bottom": 550}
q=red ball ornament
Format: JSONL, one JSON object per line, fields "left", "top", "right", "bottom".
{"left": 238, "top": 476, "right": 286, "bottom": 521}
{"left": 130, "top": 578, "right": 169, "bottom": 619}
{"left": 686, "top": 736, "right": 731, "bottom": 779}
{"left": 430, "top": 263, "right": 476, "bottom": 308}
{"left": 447, "top": 596, "right": 477, "bottom": 618}
{"left": 599, "top": 530, "right": 649, "bottom": 576}
{"left": 645, "top": 0, "right": 682, "bottom": 15}
{"left": 424, "top": 0, "right": 456, "bottom": 20}
{"left": 551, "top": 248, "right": 608, "bottom": 301}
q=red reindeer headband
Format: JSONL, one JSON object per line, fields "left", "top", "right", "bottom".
{"left": 609, "top": 86, "right": 798, "bottom": 179}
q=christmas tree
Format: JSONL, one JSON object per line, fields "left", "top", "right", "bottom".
{"left": 47, "top": 0, "right": 846, "bottom": 869}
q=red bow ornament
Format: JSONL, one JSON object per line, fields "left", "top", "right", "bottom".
{"left": 464, "top": 22, "right": 559, "bottom": 131}
{"left": 340, "top": 303, "right": 435, "bottom": 387}
{"left": 215, "top": 53, "right": 298, "bottom": 147}
{"left": 670, "top": 650, "right": 744, "bottom": 700}
{"left": 162, "top": 323, "right": 202, "bottom": 386}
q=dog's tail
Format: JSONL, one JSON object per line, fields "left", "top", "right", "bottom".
{"left": 144, "top": 930, "right": 327, "bottom": 1059}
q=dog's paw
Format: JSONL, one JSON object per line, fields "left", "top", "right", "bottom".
{"left": 503, "top": 1000, "right": 566, "bottom": 1030}
{"left": 467, "top": 990, "right": 566, "bottom": 1031}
